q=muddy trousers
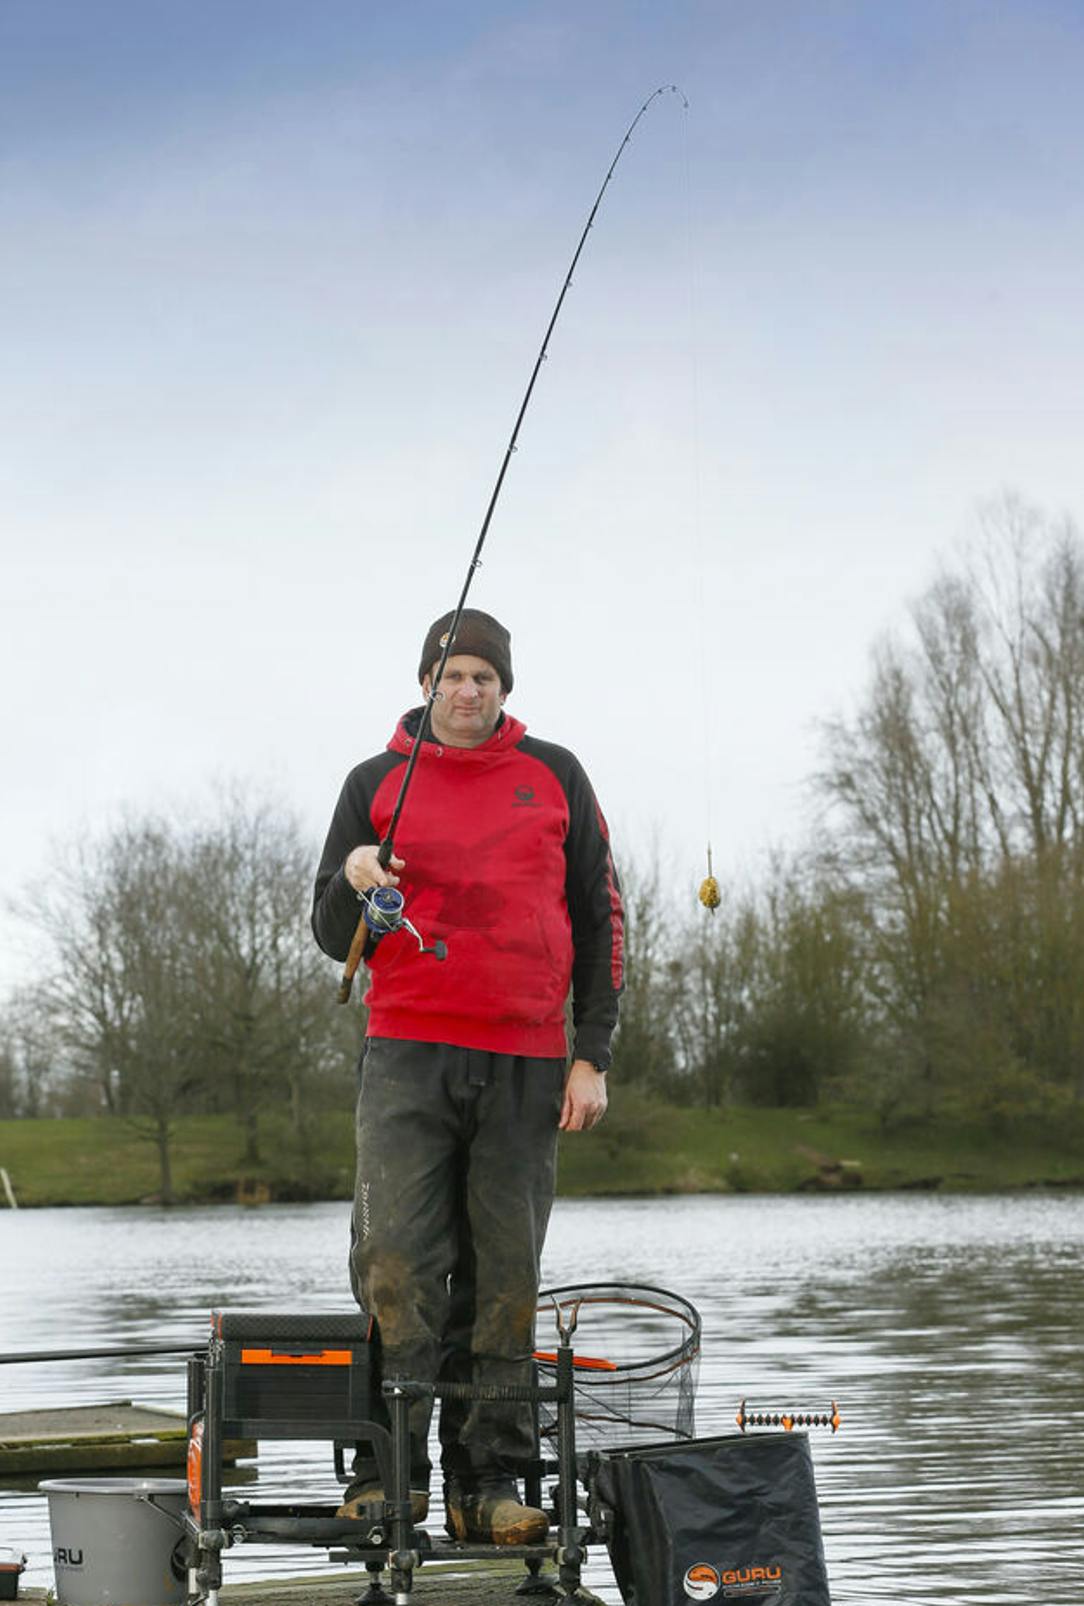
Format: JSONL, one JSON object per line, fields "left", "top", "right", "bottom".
{"left": 349, "top": 1037, "right": 565, "bottom": 1491}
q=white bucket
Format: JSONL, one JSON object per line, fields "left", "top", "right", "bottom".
{"left": 39, "top": 1478, "right": 188, "bottom": 1606}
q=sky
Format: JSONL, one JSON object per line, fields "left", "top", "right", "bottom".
{"left": 5, "top": 0, "right": 1084, "bottom": 995}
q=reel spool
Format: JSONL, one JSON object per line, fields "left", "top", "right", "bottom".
{"left": 361, "top": 886, "right": 409, "bottom": 935}
{"left": 359, "top": 886, "right": 447, "bottom": 960}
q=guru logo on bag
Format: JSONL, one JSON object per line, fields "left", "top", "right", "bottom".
{"left": 683, "top": 1562, "right": 721, "bottom": 1600}
{"left": 721, "top": 1564, "right": 784, "bottom": 1597}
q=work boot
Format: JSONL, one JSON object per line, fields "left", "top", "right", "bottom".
{"left": 445, "top": 1480, "right": 548, "bottom": 1546}
{"left": 337, "top": 1482, "right": 429, "bottom": 1524}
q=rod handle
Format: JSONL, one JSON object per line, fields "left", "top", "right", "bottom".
{"left": 338, "top": 915, "right": 370, "bottom": 1004}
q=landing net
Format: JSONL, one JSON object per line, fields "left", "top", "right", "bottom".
{"left": 534, "top": 1282, "right": 701, "bottom": 1448}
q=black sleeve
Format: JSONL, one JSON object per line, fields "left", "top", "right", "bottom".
{"left": 311, "top": 753, "right": 405, "bottom": 961}
{"left": 564, "top": 758, "right": 625, "bottom": 1070}
{"left": 520, "top": 737, "right": 625, "bottom": 1070}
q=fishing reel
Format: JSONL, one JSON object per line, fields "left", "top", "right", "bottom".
{"left": 359, "top": 886, "right": 447, "bottom": 961}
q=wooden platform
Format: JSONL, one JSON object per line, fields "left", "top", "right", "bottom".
{"left": 0, "top": 1402, "right": 254, "bottom": 1475}
{"left": 218, "top": 1565, "right": 606, "bottom": 1604}
{"left": 15, "top": 1564, "right": 607, "bottom": 1605}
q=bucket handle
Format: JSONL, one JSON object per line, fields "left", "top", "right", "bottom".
{"left": 134, "top": 1494, "right": 186, "bottom": 1535}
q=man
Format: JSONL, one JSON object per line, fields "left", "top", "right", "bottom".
{"left": 312, "top": 608, "right": 623, "bottom": 1545}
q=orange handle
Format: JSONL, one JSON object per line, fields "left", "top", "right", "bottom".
{"left": 533, "top": 1351, "right": 618, "bottom": 1371}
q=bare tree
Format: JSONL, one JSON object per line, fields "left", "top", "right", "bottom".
{"left": 725, "top": 862, "right": 867, "bottom": 1108}
{"left": 0, "top": 987, "right": 63, "bottom": 1118}
{"left": 609, "top": 846, "right": 679, "bottom": 1091}
{"left": 184, "top": 788, "right": 355, "bottom": 1164}
{"left": 666, "top": 890, "right": 761, "bottom": 1108}
{"left": 17, "top": 821, "right": 210, "bottom": 1197}
{"left": 16, "top": 788, "right": 357, "bottom": 1198}
{"left": 818, "top": 496, "right": 1084, "bottom": 1117}
{"left": 967, "top": 497, "right": 1084, "bottom": 857}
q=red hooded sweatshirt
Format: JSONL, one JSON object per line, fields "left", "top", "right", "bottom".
{"left": 312, "top": 709, "right": 623, "bottom": 1064}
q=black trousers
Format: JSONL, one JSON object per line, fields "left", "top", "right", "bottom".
{"left": 349, "top": 1037, "right": 565, "bottom": 1489}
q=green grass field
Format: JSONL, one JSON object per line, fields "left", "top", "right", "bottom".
{"left": 1, "top": 1094, "right": 1081, "bottom": 1207}
{"left": 0, "top": 1111, "right": 357, "bottom": 1208}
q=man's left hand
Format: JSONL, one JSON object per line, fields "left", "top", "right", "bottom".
{"left": 559, "top": 1059, "right": 608, "bottom": 1132}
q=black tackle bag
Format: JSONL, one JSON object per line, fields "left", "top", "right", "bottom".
{"left": 588, "top": 1432, "right": 831, "bottom": 1605}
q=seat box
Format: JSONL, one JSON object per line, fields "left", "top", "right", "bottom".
{"left": 212, "top": 1311, "right": 375, "bottom": 1436}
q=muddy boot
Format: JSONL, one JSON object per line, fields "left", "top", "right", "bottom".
{"left": 445, "top": 1479, "right": 548, "bottom": 1545}
{"left": 337, "top": 1481, "right": 430, "bottom": 1524}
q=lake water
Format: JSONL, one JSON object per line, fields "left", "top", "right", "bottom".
{"left": 2, "top": 1193, "right": 1083, "bottom": 1603}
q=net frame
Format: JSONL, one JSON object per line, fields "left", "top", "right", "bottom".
{"left": 534, "top": 1282, "right": 702, "bottom": 1448}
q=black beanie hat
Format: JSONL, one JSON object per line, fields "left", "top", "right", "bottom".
{"left": 418, "top": 608, "right": 514, "bottom": 693}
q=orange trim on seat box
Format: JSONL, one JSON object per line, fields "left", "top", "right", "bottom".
{"left": 240, "top": 1347, "right": 353, "bottom": 1366}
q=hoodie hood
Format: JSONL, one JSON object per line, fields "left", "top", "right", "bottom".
{"left": 388, "top": 707, "right": 527, "bottom": 759}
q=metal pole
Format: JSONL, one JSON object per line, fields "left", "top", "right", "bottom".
{"left": 555, "top": 1343, "right": 583, "bottom": 1598}
{"left": 197, "top": 1342, "right": 224, "bottom": 1606}
{"left": 385, "top": 1383, "right": 418, "bottom": 1606}
{"left": 0, "top": 1341, "right": 202, "bottom": 1365}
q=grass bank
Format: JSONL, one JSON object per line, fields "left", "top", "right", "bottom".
{"left": 556, "top": 1092, "right": 1084, "bottom": 1195}
{"left": 1, "top": 1095, "right": 1082, "bottom": 1208}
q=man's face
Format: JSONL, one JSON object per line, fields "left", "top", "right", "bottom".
{"left": 422, "top": 653, "right": 506, "bottom": 748}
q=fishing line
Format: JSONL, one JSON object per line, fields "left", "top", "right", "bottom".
{"left": 339, "top": 85, "right": 689, "bottom": 1002}
{"left": 677, "top": 101, "right": 721, "bottom": 915}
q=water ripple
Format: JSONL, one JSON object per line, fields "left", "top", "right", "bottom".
{"left": 2, "top": 1193, "right": 1082, "bottom": 1603}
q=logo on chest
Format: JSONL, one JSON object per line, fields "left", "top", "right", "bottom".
{"left": 513, "top": 785, "right": 540, "bottom": 808}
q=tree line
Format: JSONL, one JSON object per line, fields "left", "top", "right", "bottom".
{"left": 0, "top": 790, "right": 359, "bottom": 1200}
{"left": 612, "top": 498, "right": 1084, "bottom": 1132}
{"left": 3, "top": 499, "right": 1083, "bottom": 1191}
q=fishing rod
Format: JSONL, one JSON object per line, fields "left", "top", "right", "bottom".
{"left": 338, "top": 84, "right": 688, "bottom": 1004}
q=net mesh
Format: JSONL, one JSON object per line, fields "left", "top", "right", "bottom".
{"left": 534, "top": 1282, "right": 701, "bottom": 1449}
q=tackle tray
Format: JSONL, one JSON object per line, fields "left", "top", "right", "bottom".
{"left": 212, "top": 1310, "right": 375, "bottom": 1436}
